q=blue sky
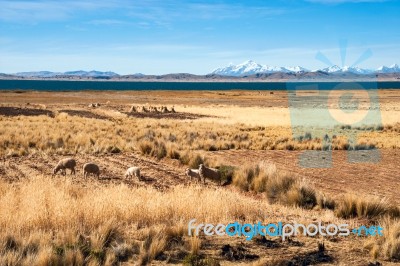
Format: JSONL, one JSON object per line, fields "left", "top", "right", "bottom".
{"left": 0, "top": 0, "right": 399, "bottom": 74}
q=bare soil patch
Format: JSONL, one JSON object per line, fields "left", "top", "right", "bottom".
{"left": 0, "top": 107, "right": 54, "bottom": 117}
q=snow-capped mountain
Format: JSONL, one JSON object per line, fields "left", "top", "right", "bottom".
{"left": 15, "top": 70, "right": 119, "bottom": 78}
{"left": 342, "top": 66, "right": 374, "bottom": 74}
{"left": 211, "top": 60, "right": 399, "bottom": 76}
{"left": 212, "top": 60, "right": 309, "bottom": 76}
{"left": 320, "top": 65, "right": 373, "bottom": 74}
{"left": 286, "top": 66, "right": 309, "bottom": 73}
{"left": 376, "top": 64, "right": 400, "bottom": 73}
{"left": 320, "top": 65, "right": 342, "bottom": 73}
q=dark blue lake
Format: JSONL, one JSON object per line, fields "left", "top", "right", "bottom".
{"left": 0, "top": 79, "right": 399, "bottom": 91}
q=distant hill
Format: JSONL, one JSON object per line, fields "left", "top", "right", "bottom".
{"left": 14, "top": 70, "right": 119, "bottom": 78}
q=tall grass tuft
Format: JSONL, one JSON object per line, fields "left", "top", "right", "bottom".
{"left": 335, "top": 194, "right": 400, "bottom": 220}
{"left": 233, "top": 163, "right": 317, "bottom": 209}
{"left": 179, "top": 152, "right": 204, "bottom": 169}
{"left": 364, "top": 218, "right": 400, "bottom": 261}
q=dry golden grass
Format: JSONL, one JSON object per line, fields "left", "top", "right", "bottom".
{"left": 365, "top": 218, "right": 400, "bottom": 261}
{"left": 0, "top": 175, "right": 253, "bottom": 264}
{"left": 0, "top": 112, "right": 398, "bottom": 158}
{"left": 233, "top": 162, "right": 318, "bottom": 209}
{"left": 0, "top": 174, "right": 349, "bottom": 265}
{"left": 182, "top": 105, "right": 400, "bottom": 127}
{"left": 335, "top": 194, "right": 400, "bottom": 220}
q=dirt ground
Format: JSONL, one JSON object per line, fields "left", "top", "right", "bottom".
{"left": 0, "top": 153, "right": 188, "bottom": 191}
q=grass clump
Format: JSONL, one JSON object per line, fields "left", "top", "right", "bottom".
{"left": 216, "top": 165, "right": 235, "bottom": 184}
{"left": 365, "top": 218, "right": 400, "bottom": 261}
{"left": 138, "top": 140, "right": 167, "bottom": 159}
{"left": 180, "top": 152, "right": 204, "bottom": 169}
{"left": 233, "top": 162, "right": 317, "bottom": 209}
{"left": 317, "top": 193, "right": 336, "bottom": 210}
{"left": 138, "top": 140, "right": 153, "bottom": 155}
{"left": 152, "top": 141, "right": 167, "bottom": 160}
{"left": 335, "top": 194, "right": 400, "bottom": 220}
{"left": 284, "top": 181, "right": 317, "bottom": 210}
{"left": 166, "top": 143, "right": 181, "bottom": 159}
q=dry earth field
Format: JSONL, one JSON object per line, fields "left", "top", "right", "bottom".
{"left": 0, "top": 89, "right": 399, "bottom": 265}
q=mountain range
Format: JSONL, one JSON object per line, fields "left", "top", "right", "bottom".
{"left": 211, "top": 60, "right": 400, "bottom": 76}
{"left": 3, "top": 61, "right": 400, "bottom": 78}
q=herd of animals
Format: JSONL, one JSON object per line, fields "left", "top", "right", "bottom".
{"left": 87, "top": 102, "right": 177, "bottom": 114}
{"left": 129, "top": 105, "right": 176, "bottom": 113}
{"left": 53, "top": 157, "right": 221, "bottom": 184}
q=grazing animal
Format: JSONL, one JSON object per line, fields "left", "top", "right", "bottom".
{"left": 161, "top": 106, "right": 169, "bottom": 113}
{"left": 185, "top": 168, "right": 201, "bottom": 182}
{"left": 83, "top": 163, "right": 100, "bottom": 178}
{"left": 125, "top": 166, "right": 141, "bottom": 180}
{"left": 129, "top": 105, "right": 137, "bottom": 113}
{"left": 140, "top": 106, "right": 149, "bottom": 113}
{"left": 53, "top": 158, "right": 76, "bottom": 176}
{"left": 199, "top": 164, "right": 221, "bottom": 185}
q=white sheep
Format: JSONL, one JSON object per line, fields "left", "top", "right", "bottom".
{"left": 199, "top": 164, "right": 221, "bottom": 185}
{"left": 160, "top": 106, "right": 169, "bottom": 113}
{"left": 125, "top": 166, "right": 141, "bottom": 180}
{"left": 129, "top": 105, "right": 137, "bottom": 113}
{"left": 53, "top": 158, "right": 76, "bottom": 176}
{"left": 83, "top": 163, "right": 100, "bottom": 178}
{"left": 150, "top": 106, "right": 159, "bottom": 113}
{"left": 140, "top": 106, "right": 149, "bottom": 113}
{"left": 185, "top": 168, "right": 201, "bottom": 182}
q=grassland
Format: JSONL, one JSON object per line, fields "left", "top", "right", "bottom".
{"left": 0, "top": 89, "right": 399, "bottom": 265}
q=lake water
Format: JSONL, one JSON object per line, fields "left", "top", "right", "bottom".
{"left": 0, "top": 79, "right": 399, "bottom": 91}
